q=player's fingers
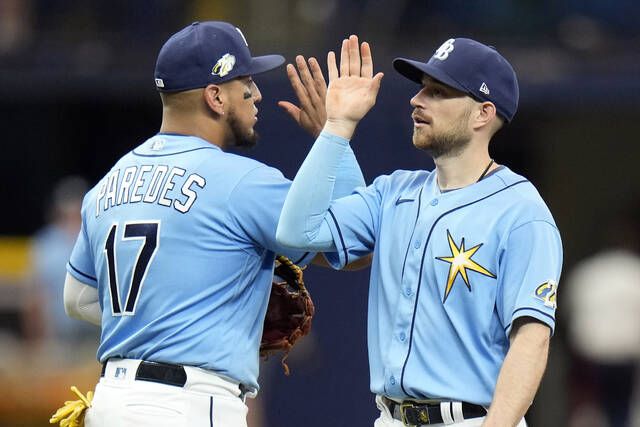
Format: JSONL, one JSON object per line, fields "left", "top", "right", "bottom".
{"left": 360, "top": 41, "right": 374, "bottom": 78}
{"left": 339, "top": 39, "right": 349, "bottom": 77}
{"left": 277, "top": 101, "right": 302, "bottom": 123}
{"left": 296, "top": 55, "right": 322, "bottom": 108}
{"left": 308, "top": 57, "right": 327, "bottom": 99}
{"left": 348, "top": 35, "right": 361, "bottom": 76}
{"left": 371, "top": 72, "right": 384, "bottom": 93}
{"left": 286, "top": 63, "right": 314, "bottom": 112}
{"left": 327, "top": 51, "right": 338, "bottom": 82}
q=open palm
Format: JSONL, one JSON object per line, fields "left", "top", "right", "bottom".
{"left": 325, "top": 36, "right": 384, "bottom": 135}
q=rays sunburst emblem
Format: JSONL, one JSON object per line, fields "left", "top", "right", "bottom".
{"left": 435, "top": 230, "right": 496, "bottom": 303}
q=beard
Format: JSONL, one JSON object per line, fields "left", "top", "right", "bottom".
{"left": 413, "top": 124, "right": 472, "bottom": 158}
{"left": 227, "top": 108, "right": 259, "bottom": 149}
{"left": 412, "top": 106, "right": 473, "bottom": 158}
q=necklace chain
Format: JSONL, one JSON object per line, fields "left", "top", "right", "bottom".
{"left": 477, "top": 159, "right": 495, "bottom": 182}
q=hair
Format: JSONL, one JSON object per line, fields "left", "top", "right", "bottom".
{"left": 159, "top": 89, "right": 205, "bottom": 112}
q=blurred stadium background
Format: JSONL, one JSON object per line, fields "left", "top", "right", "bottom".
{"left": 1, "top": 1, "right": 639, "bottom": 426}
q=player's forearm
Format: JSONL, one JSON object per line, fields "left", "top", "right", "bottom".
{"left": 332, "top": 145, "right": 365, "bottom": 198}
{"left": 64, "top": 273, "right": 102, "bottom": 326}
{"left": 277, "top": 131, "right": 350, "bottom": 249}
{"left": 483, "top": 321, "right": 550, "bottom": 427}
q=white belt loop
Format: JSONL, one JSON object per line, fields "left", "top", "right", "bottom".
{"left": 452, "top": 401, "right": 464, "bottom": 423}
{"left": 440, "top": 401, "right": 454, "bottom": 424}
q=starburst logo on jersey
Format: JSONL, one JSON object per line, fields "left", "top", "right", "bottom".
{"left": 212, "top": 53, "right": 236, "bottom": 78}
{"left": 534, "top": 280, "right": 558, "bottom": 309}
{"left": 436, "top": 230, "right": 496, "bottom": 303}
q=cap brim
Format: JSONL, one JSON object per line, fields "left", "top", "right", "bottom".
{"left": 246, "top": 54, "right": 285, "bottom": 76}
{"left": 393, "top": 58, "right": 469, "bottom": 94}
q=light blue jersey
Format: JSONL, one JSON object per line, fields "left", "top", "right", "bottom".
{"left": 277, "top": 133, "right": 562, "bottom": 406}
{"left": 67, "top": 133, "right": 363, "bottom": 392}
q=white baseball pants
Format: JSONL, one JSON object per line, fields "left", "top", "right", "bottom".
{"left": 84, "top": 358, "right": 249, "bottom": 427}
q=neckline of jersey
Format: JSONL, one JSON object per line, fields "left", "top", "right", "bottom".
{"left": 437, "top": 165, "right": 506, "bottom": 194}
{"left": 153, "top": 133, "right": 222, "bottom": 150}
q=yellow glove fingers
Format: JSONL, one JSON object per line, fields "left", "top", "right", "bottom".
{"left": 70, "top": 386, "right": 93, "bottom": 407}
{"left": 60, "top": 416, "right": 81, "bottom": 427}
{"left": 50, "top": 403, "right": 77, "bottom": 422}
{"left": 50, "top": 386, "right": 93, "bottom": 426}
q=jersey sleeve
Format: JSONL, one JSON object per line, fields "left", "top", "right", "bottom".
{"left": 226, "top": 165, "right": 314, "bottom": 265}
{"left": 322, "top": 175, "right": 384, "bottom": 269}
{"left": 497, "top": 220, "right": 563, "bottom": 336}
{"left": 67, "top": 196, "right": 98, "bottom": 287}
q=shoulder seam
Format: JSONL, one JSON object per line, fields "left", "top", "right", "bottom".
{"left": 227, "top": 164, "right": 278, "bottom": 203}
{"left": 509, "top": 219, "right": 559, "bottom": 236}
{"left": 223, "top": 164, "right": 285, "bottom": 245}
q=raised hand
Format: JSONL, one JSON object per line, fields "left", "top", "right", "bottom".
{"left": 324, "top": 35, "right": 384, "bottom": 139}
{"left": 278, "top": 56, "right": 327, "bottom": 138}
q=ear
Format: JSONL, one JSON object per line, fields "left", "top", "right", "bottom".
{"left": 203, "top": 84, "right": 225, "bottom": 116}
{"left": 472, "top": 101, "right": 497, "bottom": 131}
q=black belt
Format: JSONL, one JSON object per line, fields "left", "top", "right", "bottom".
{"left": 383, "top": 397, "right": 486, "bottom": 425}
{"left": 101, "top": 360, "right": 187, "bottom": 387}
{"left": 100, "top": 360, "right": 252, "bottom": 398}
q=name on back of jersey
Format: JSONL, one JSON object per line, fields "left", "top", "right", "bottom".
{"left": 95, "top": 164, "right": 206, "bottom": 216}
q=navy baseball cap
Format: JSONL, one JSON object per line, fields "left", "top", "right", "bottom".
{"left": 154, "top": 21, "right": 285, "bottom": 92}
{"left": 393, "top": 38, "right": 519, "bottom": 122}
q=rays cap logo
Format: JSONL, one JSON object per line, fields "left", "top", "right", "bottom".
{"left": 392, "top": 37, "right": 519, "bottom": 122}
{"left": 154, "top": 21, "right": 284, "bottom": 92}
{"left": 212, "top": 53, "right": 236, "bottom": 78}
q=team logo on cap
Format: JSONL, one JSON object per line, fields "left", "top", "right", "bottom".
{"left": 533, "top": 280, "right": 558, "bottom": 309}
{"left": 212, "top": 53, "right": 236, "bottom": 78}
{"left": 433, "top": 39, "right": 455, "bottom": 60}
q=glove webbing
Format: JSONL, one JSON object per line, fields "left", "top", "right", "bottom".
{"left": 275, "top": 254, "right": 304, "bottom": 286}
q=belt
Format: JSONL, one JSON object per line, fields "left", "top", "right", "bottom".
{"left": 100, "top": 360, "right": 253, "bottom": 399}
{"left": 383, "top": 397, "right": 487, "bottom": 426}
{"left": 101, "top": 360, "right": 187, "bottom": 387}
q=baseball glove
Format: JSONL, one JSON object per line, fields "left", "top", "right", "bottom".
{"left": 260, "top": 255, "right": 315, "bottom": 375}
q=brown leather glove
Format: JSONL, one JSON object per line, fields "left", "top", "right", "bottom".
{"left": 260, "top": 255, "right": 315, "bottom": 375}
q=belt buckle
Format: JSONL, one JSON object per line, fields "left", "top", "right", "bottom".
{"left": 400, "top": 401, "right": 429, "bottom": 426}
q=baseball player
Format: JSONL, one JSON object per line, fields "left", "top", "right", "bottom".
{"left": 277, "top": 36, "right": 562, "bottom": 426}
{"left": 61, "top": 22, "right": 366, "bottom": 427}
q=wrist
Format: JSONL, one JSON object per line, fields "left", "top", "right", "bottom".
{"left": 323, "top": 118, "right": 358, "bottom": 140}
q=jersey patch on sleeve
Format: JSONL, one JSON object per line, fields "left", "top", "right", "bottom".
{"left": 533, "top": 280, "right": 557, "bottom": 309}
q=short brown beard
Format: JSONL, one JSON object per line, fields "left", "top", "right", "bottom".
{"left": 419, "top": 126, "right": 472, "bottom": 158}
{"left": 414, "top": 105, "right": 473, "bottom": 158}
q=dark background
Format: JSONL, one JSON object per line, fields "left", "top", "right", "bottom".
{"left": 1, "top": 1, "right": 639, "bottom": 426}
